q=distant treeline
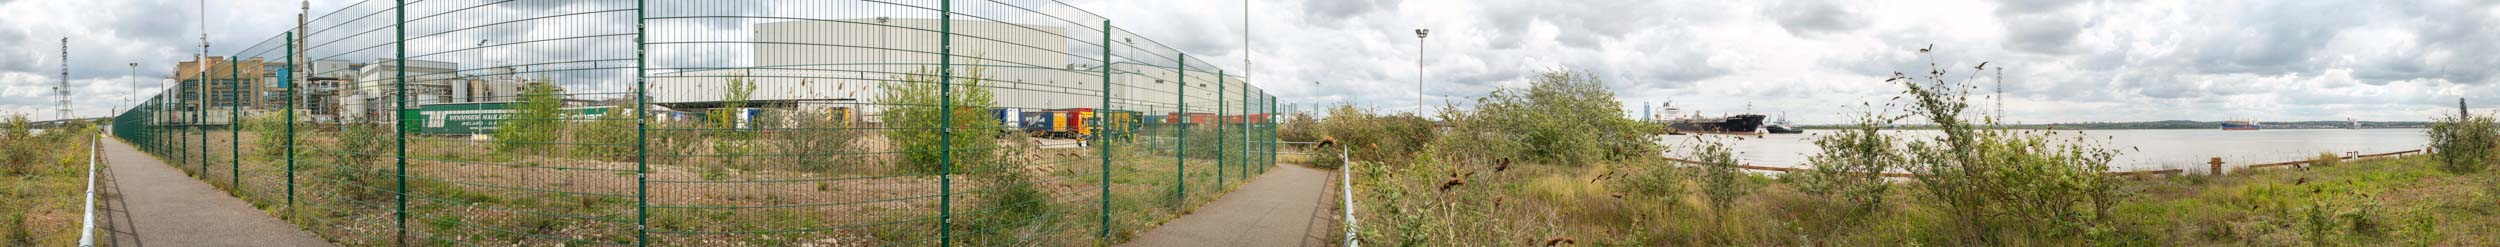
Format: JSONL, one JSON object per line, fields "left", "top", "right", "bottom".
{"left": 1804, "top": 120, "right": 2431, "bottom": 130}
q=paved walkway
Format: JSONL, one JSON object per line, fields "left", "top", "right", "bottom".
{"left": 95, "top": 139, "right": 332, "bottom": 247}
{"left": 1122, "top": 164, "right": 1339, "bottom": 247}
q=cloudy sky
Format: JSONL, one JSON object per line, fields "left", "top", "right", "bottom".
{"left": 3, "top": 0, "right": 2497, "bottom": 124}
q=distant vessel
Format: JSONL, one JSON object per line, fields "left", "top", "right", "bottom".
{"left": 2348, "top": 118, "right": 2360, "bottom": 129}
{"left": 1658, "top": 101, "right": 1767, "bottom": 135}
{"left": 2221, "top": 119, "right": 2261, "bottom": 131}
{"left": 1764, "top": 113, "right": 1803, "bottom": 134}
{"left": 1671, "top": 114, "right": 1768, "bottom": 135}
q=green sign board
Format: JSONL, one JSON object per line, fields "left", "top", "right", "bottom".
{"left": 413, "top": 102, "right": 615, "bottom": 135}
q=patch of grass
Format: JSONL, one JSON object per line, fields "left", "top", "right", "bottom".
{"left": 0, "top": 117, "right": 94, "bottom": 246}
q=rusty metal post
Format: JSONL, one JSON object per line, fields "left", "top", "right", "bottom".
{"left": 2208, "top": 157, "right": 2223, "bottom": 176}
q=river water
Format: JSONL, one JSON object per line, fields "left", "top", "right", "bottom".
{"left": 1657, "top": 128, "right": 2431, "bottom": 172}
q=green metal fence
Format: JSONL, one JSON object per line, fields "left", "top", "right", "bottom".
{"left": 109, "top": 0, "right": 1281, "bottom": 246}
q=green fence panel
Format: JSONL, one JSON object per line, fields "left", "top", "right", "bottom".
{"left": 99, "top": 1, "right": 1287, "bottom": 246}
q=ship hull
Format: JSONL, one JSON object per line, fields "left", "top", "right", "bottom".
{"left": 2221, "top": 121, "right": 2260, "bottom": 131}
{"left": 1764, "top": 124, "right": 1803, "bottom": 134}
{"left": 1669, "top": 114, "right": 1767, "bottom": 135}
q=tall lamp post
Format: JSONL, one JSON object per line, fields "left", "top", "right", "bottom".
{"left": 1414, "top": 28, "right": 1428, "bottom": 116}
{"left": 130, "top": 63, "right": 139, "bottom": 115}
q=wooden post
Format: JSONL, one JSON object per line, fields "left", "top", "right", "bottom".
{"left": 2208, "top": 157, "right": 2224, "bottom": 176}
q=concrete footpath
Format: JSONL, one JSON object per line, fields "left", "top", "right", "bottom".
{"left": 1122, "top": 164, "right": 1339, "bottom": 247}
{"left": 95, "top": 139, "right": 332, "bottom": 247}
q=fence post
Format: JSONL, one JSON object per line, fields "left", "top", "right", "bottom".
{"left": 937, "top": 1, "right": 957, "bottom": 245}
{"left": 230, "top": 50, "right": 240, "bottom": 190}
{"left": 1174, "top": 54, "right": 1187, "bottom": 208}
{"left": 1205, "top": 69, "right": 1215, "bottom": 187}
{"left": 1097, "top": 19, "right": 1113, "bottom": 241}
{"left": 1245, "top": 79, "right": 1250, "bottom": 177}
{"left": 1217, "top": 70, "right": 1225, "bottom": 187}
{"left": 393, "top": 0, "right": 410, "bottom": 244}
{"left": 632, "top": 0, "right": 651, "bottom": 245}
{"left": 284, "top": 31, "right": 297, "bottom": 212}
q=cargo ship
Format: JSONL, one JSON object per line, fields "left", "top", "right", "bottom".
{"left": 1670, "top": 114, "right": 1768, "bottom": 135}
{"left": 2221, "top": 119, "right": 2260, "bottom": 131}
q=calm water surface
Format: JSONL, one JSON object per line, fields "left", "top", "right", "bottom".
{"left": 1658, "top": 128, "right": 2430, "bottom": 172}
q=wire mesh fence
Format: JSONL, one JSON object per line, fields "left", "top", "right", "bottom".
{"left": 109, "top": 1, "right": 1280, "bottom": 246}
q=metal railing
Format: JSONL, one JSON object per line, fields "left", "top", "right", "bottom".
{"left": 108, "top": 1, "right": 1284, "bottom": 246}
{"left": 1331, "top": 142, "right": 1359, "bottom": 247}
{"left": 78, "top": 133, "right": 102, "bottom": 247}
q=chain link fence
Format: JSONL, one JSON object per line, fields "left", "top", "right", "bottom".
{"left": 110, "top": 1, "right": 1280, "bottom": 245}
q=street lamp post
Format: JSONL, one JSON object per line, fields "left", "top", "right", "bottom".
{"left": 130, "top": 63, "right": 139, "bottom": 115}
{"left": 1414, "top": 29, "right": 1428, "bottom": 116}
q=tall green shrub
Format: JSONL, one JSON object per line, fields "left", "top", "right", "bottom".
{"left": 1797, "top": 111, "right": 1903, "bottom": 214}
{"left": 576, "top": 102, "right": 637, "bottom": 162}
{"left": 2426, "top": 114, "right": 2496, "bottom": 174}
{"left": 1313, "top": 105, "right": 1434, "bottom": 168}
{"left": 881, "top": 67, "right": 1001, "bottom": 174}
{"left": 1452, "top": 70, "right": 1664, "bottom": 165}
{"left": 247, "top": 112, "right": 289, "bottom": 160}
{"left": 0, "top": 115, "right": 29, "bottom": 172}
{"left": 712, "top": 77, "right": 758, "bottom": 167}
{"left": 1278, "top": 113, "right": 1319, "bottom": 142}
{"left": 499, "top": 83, "right": 564, "bottom": 154}
{"left": 1685, "top": 137, "right": 1751, "bottom": 212}
{"left": 1889, "top": 47, "right": 2126, "bottom": 244}
{"left": 766, "top": 107, "right": 861, "bottom": 170}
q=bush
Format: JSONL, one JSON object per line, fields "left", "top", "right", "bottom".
{"left": 1, "top": 115, "right": 31, "bottom": 173}
{"left": 763, "top": 107, "right": 862, "bottom": 170}
{"left": 2426, "top": 114, "right": 2496, "bottom": 174}
{"left": 881, "top": 66, "right": 1001, "bottom": 174}
{"left": 1684, "top": 137, "right": 1751, "bottom": 212}
{"left": 246, "top": 112, "right": 289, "bottom": 160}
{"left": 1444, "top": 70, "right": 1664, "bottom": 165}
{"left": 499, "top": 83, "right": 564, "bottom": 154}
{"left": 1796, "top": 111, "right": 1903, "bottom": 214}
{"left": 710, "top": 77, "right": 759, "bottom": 167}
{"left": 1278, "top": 113, "right": 1319, "bottom": 142}
{"left": 1888, "top": 47, "right": 2126, "bottom": 244}
{"left": 574, "top": 102, "right": 637, "bottom": 162}
{"left": 1313, "top": 105, "right": 1434, "bottom": 168}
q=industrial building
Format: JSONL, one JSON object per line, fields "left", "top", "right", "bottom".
{"left": 648, "top": 18, "right": 1250, "bottom": 124}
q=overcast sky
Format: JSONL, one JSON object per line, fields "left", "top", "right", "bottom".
{"left": 3, "top": 0, "right": 2496, "bottom": 124}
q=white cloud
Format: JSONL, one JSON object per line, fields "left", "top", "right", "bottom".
{"left": 3, "top": 0, "right": 2495, "bottom": 123}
